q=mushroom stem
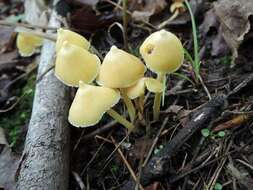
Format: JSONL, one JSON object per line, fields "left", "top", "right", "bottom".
{"left": 107, "top": 109, "right": 135, "bottom": 130}
{"left": 120, "top": 89, "right": 136, "bottom": 122}
{"left": 153, "top": 72, "right": 166, "bottom": 121}
{"left": 157, "top": 9, "right": 179, "bottom": 29}
{"left": 135, "top": 94, "right": 145, "bottom": 122}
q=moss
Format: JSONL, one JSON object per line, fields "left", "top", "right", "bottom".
{"left": 219, "top": 55, "right": 232, "bottom": 66}
{"left": 0, "top": 74, "right": 36, "bottom": 147}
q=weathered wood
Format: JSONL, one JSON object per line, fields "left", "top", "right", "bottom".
{"left": 16, "top": 9, "right": 70, "bottom": 190}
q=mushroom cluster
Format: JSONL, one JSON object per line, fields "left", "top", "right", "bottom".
{"left": 17, "top": 28, "right": 184, "bottom": 129}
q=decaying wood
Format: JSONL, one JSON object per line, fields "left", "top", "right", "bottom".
{"left": 122, "top": 95, "right": 227, "bottom": 189}
{"left": 16, "top": 6, "right": 70, "bottom": 190}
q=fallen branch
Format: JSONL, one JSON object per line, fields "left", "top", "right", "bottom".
{"left": 16, "top": 2, "right": 70, "bottom": 190}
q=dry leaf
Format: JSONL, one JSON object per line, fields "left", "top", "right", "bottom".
{"left": 129, "top": 137, "right": 153, "bottom": 160}
{"left": 199, "top": 8, "right": 229, "bottom": 57}
{"left": 131, "top": 0, "right": 167, "bottom": 22}
{"left": 214, "top": 0, "right": 253, "bottom": 62}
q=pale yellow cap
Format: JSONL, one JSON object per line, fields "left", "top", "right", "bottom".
{"left": 170, "top": 2, "right": 185, "bottom": 13}
{"left": 97, "top": 46, "right": 146, "bottom": 88}
{"left": 68, "top": 82, "right": 120, "bottom": 127}
{"left": 55, "top": 41, "right": 101, "bottom": 87}
{"left": 140, "top": 29, "right": 184, "bottom": 74}
{"left": 16, "top": 32, "right": 43, "bottom": 57}
{"left": 126, "top": 77, "right": 163, "bottom": 99}
{"left": 55, "top": 28, "right": 90, "bottom": 53}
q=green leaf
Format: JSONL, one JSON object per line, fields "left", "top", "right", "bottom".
{"left": 201, "top": 128, "right": 210, "bottom": 137}
{"left": 214, "top": 183, "right": 223, "bottom": 190}
{"left": 217, "top": 131, "right": 225, "bottom": 138}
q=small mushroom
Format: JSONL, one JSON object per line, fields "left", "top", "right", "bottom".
{"left": 16, "top": 32, "right": 43, "bottom": 57}
{"left": 97, "top": 46, "right": 146, "bottom": 122}
{"left": 55, "top": 41, "right": 100, "bottom": 87}
{"left": 126, "top": 77, "right": 163, "bottom": 122}
{"left": 170, "top": 0, "right": 185, "bottom": 14}
{"left": 68, "top": 81, "right": 134, "bottom": 130}
{"left": 140, "top": 29, "right": 184, "bottom": 120}
{"left": 55, "top": 28, "right": 90, "bottom": 53}
{"left": 158, "top": 0, "right": 185, "bottom": 29}
{"left": 126, "top": 77, "right": 163, "bottom": 99}
{"left": 97, "top": 46, "right": 146, "bottom": 88}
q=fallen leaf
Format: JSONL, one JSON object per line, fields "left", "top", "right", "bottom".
{"left": 129, "top": 137, "right": 153, "bottom": 160}
{"left": 214, "top": 0, "right": 253, "bottom": 62}
{"left": 199, "top": 8, "right": 229, "bottom": 57}
{"left": 70, "top": 7, "right": 117, "bottom": 34}
{"left": 227, "top": 162, "right": 253, "bottom": 189}
{"left": 0, "top": 26, "right": 14, "bottom": 52}
{"left": 166, "top": 105, "right": 184, "bottom": 114}
{"left": 131, "top": 0, "right": 167, "bottom": 22}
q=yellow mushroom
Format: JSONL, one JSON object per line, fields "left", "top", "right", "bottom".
{"left": 68, "top": 81, "right": 134, "bottom": 130}
{"left": 126, "top": 77, "right": 163, "bottom": 99}
{"left": 97, "top": 46, "right": 146, "bottom": 88}
{"left": 16, "top": 32, "right": 43, "bottom": 57}
{"left": 126, "top": 77, "right": 163, "bottom": 122}
{"left": 170, "top": 1, "right": 185, "bottom": 14}
{"left": 140, "top": 29, "right": 184, "bottom": 120}
{"left": 158, "top": 0, "right": 185, "bottom": 29}
{"left": 97, "top": 46, "right": 146, "bottom": 122}
{"left": 55, "top": 41, "right": 100, "bottom": 87}
{"left": 55, "top": 28, "right": 90, "bottom": 53}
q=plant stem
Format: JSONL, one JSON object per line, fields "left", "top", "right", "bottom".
{"left": 120, "top": 89, "right": 136, "bottom": 122}
{"left": 122, "top": 0, "right": 128, "bottom": 51}
{"left": 184, "top": 0, "right": 200, "bottom": 80}
{"left": 153, "top": 72, "right": 166, "bottom": 121}
{"left": 107, "top": 109, "right": 134, "bottom": 130}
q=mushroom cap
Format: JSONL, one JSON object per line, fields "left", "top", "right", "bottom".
{"left": 68, "top": 82, "right": 120, "bottom": 127}
{"left": 55, "top": 28, "right": 90, "bottom": 53}
{"left": 170, "top": 2, "right": 185, "bottom": 13}
{"left": 16, "top": 32, "right": 43, "bottom": 57}
{"left": 139, "top": 29, "right": 184, "bottom": 74}
{"left": 55, "top": 41, "right": 101, "bottom": 87}
{"left": 97, "top": 46, "right": 146, "bottom": 88}
{"left": 126, "top": 77, "right": 163, "bottom": 99}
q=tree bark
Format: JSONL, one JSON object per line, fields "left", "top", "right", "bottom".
{"left": 16, "top": 7, "right": 70, "bottom": 190}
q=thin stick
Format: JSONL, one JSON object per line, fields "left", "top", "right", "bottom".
{"left": 199, "top": 74, "right": 212, "bottom": 100}
{"left": 103, "top": 0, "right": 156, "bottom": 29}
{"left": 82, "top": 120, "right": 117, "bottom": 141}
{"left": 0, "top": 20, "right": 58, "bottom": 30}
{"left": 142, "top": 117, "right": 169, "bottom": 167}
{"left": 15, "top": 27, "right": 56, "bottom": 41}
{"left": 98, "top": 132, "right": 131, "bottom": 175}
{"left": 0, "top": 90, "right": 32, "bottom": 113}
{"left": 122, "top": 0, "right": 128, "bottom": 51}
{"left": 72, "top": 171, "right": 85, "bottom": 190}
{"left": 111, "top": 136, "right": 145, "bottom": 190}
